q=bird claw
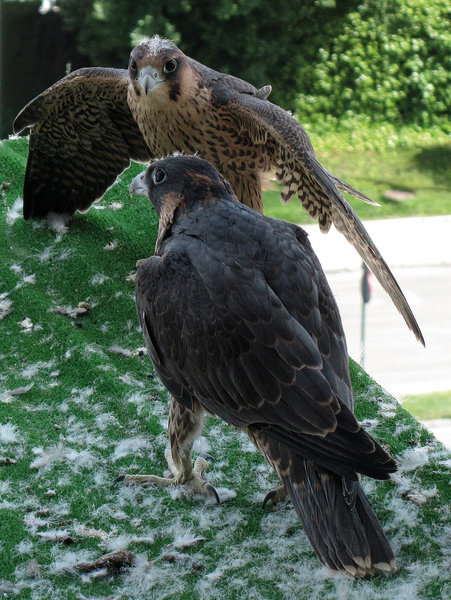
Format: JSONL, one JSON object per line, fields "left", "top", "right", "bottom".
{"left": 198, "top": 452, "right": 215, "bottom": 462}
{"left": 206, "top": 483, "right": 220, "bottom": 505}
{"left": 114, "top": 452, "right": 220, "bottom": 504}
{"left": 262, "top": 485, "right": 288, "bottom": 510}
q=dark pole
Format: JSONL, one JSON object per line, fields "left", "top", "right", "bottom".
{"left": 360, "top": 262, "right": 371, "bottom": 368}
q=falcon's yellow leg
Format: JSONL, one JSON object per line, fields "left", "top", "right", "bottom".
{"left": 115, "top": 398, "right": 220, "bottom": 503}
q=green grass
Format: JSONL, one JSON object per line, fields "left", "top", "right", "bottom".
{"left": 1, "top": 135, "right": 450, "bottom": 599}
{"left": 401, "top": 391, "right": 451, "bottom": 421}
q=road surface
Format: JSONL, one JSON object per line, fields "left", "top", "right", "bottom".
{"left": 303, "top": 215, "right": 451, "bottom": 449}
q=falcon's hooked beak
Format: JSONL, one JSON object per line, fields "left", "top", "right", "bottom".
{"left": 137, "top": 66, "right": 163, "bottom": 95}
{"left": 129, "top": 171, "right": 149, "bottom": 197}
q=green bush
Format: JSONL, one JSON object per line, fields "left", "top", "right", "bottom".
{"left": 56, "top": 0, "right": 322, "bottom": 110}
{"left": 297, "top": 0, "right": 450, "bottom": 126}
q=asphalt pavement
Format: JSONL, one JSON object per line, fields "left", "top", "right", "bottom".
{"left": 302, "top": 215, "right": 451, "bottom": 449}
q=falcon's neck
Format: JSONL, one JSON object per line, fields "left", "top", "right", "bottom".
{"left": 128, "top": 71, "right": 210, "bottom": 158}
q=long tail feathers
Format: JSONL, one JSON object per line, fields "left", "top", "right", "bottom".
{"left": 283, "top": 460, "right": 396, "bottom": 577}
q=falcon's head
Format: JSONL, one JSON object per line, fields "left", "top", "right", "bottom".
{"left": 128, "top": 36, "right": 197, "bottom": 105}
{"left": 130, "top": 155, "right": 236, "bottom": 217}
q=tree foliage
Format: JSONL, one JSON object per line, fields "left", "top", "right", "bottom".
{"left": 55, "top": 0, "right": 450, "bottom": 123}
{"left": 56, "top": 0, "right": 335, "bottom": 110}
{"left": 296, "top": 0, "right": 450, "bottom": 125}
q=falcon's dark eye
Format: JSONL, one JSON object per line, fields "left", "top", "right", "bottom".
{"left": 129, "top": 59, "right": 137, "bottom": 73}
{"left": 152, "top": 168, "right": 167, "bottom": 185}
{"left": 163, "top": 59, "right": 177, "bottom": 74}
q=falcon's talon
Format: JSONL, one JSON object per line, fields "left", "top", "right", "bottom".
{"left": 198, "top": 452, "right": 215, "bottom": 462}
{"left": 262, "top": 486, "right": 288, "bottom": 510}
{"left": 206, "top": 483, "right": 220, "bottom": 505}
{"left": 192, "top": 455, "right": 212, "bottom": 479}
{"left": 117, "top": 473, "right": 174, "bottom": 487}
{"left": 115, "top": 447, "right": 218, "bottom": 501}
{"left": 164, "top": 447, "right": 180, "bottom": 478}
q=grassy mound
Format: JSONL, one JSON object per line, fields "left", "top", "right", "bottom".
{"left": 0, "top": 137, "right": 449, "bottom": 599}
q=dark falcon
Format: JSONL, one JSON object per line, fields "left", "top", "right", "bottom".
{"left": 127, "top": 154, "right": 398, "bottom": 577}
{"left": 13, "top": 35, "right": 424, "bottom": 345}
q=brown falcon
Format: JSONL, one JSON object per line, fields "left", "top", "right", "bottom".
{"left": 126, "top": 154, "right": 397, "bottom": 576}
{"left": 13, "top": 35, "right": 424, "bottom": 345}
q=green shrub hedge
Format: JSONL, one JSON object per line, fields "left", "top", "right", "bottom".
{"left": 297, "top": 0, "right": 450, "bottom": 126}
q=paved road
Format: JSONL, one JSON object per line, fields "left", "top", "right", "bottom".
{"left": 302, "top": 215, "right": 451, "bottom": 448}
{"left": 303, "top": 215, "right": 451, "bottom": 395}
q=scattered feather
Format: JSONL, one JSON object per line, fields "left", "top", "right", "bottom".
{"left": 36, "top": 529, "right": 75, "bottom": 545}
{"left": 10, "top": 383, "right": 34, "bottom": 396}
{"left": 118, "top": 373, "right": 145, "bottom": 388}
{"left": 112, "top": 437, "right": 152, "bottom": 462}
{"left": 398, "top": 446, "right": 430, "bottom": 472}
{"left": 159, "top": 551, "right": 192, "bottom": 564}
{"left": 15, "top": 540, "right": 34, "bottom": 555}
{"left": 105, "top": 535, "right": 133, "bottom": 552}
{"left": 172, "top": 534, "right": 206, "bottom": 550}
{"left": 51, "top": 301, "right": 91, "bottom": 319}
{"left": 15, "top": 272, "right": 36, "bottom": 289}
{"left": 74, "top": 550, "right": 135, "bottom": 575}
{"left": 109, "top": 345, "right": 146, "bottom": 357}
{"left": 6, "top": 197, "right": 23, "bottom": 224}
{"left": 17, "top": 316, "right": 33, "bottom": 332}
{"left": 104, "top": 240, "right": 119, "bottom": 251}
{"left": 0, "top": 423, "right": 22, "bottom": 444}
{"left": 0, "top": 580, "right": 20, "bottom": 595}
{"left": 404, "top": 486, "right": 438, "bottom": 506}
{"left": 0, "top": 293, "right": 13, "bottom": 320}
{"left": 130, "top": 536, "right": 155, "bottom": 546}
{"left": 90, "top": 273, "right": 110, "bottom": 286}
{"left": 30, "top": 444, "right": 97, "bottom": 472}
{"left": 46, "top": 212, "right": 70, "bottom": 233}
{"left": 21, "top": 360, "right": 56, "bottom": 379}
{"left": 378, "top": 401, "right": 397, "bottom": 419}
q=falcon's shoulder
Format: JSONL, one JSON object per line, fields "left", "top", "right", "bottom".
{"left": 192, "top": 59, "right": 272, "bottom": 102}
{"left": 14, "top": 67, "right": 151, "bottom": 219}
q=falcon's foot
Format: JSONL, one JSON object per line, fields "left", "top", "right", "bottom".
{"left": 262, "top": 485, "right": 289, "bottom": 509}
{"left": 115, "top": 448, "right": 220, "bottom": 504}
